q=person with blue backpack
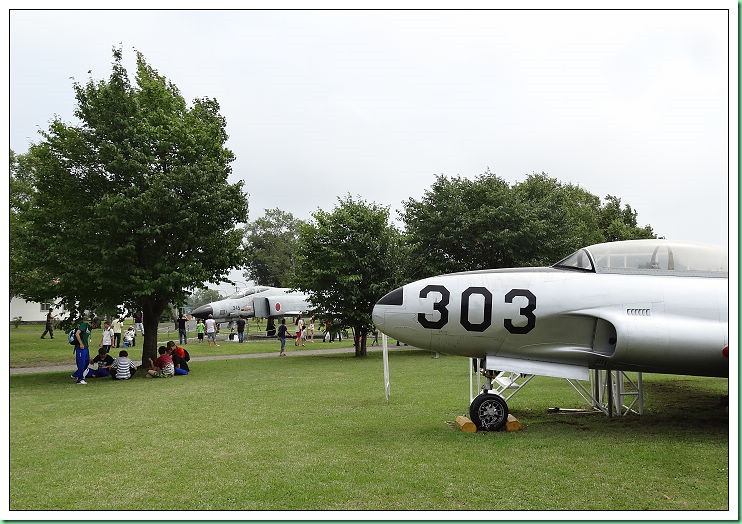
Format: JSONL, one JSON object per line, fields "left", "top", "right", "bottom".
{"left": 69, "top": 316, "right": 96, "bottom": 385}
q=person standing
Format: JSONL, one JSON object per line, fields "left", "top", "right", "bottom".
{"left": 40, "top": 308, "right": 56, "bottom": 339}
{"left": 277, "top": 318, "right": 289, "bottom": 356}
{"left": 99, "top": 320, "right": 114, "bottom": 354}
{"left": 71, "top": 317, "right": 95, "bottom": 385}
{"left": 133, "top": 311, "right": 144, "bottom": 336}
{"left": 112, "top": 317, "right": 123, "bottom": 348}
{"left": 176, "top": 314, "right": 188, "bottom": 345}
{"left": 205, "top": 314, "right": 219, "bottom": 348}
{"left": 236, "top": 317, "right": 246, "bottom": 343}
{"left": 196, "top": 318, "right": 205, "bottom": 343}
{"left": 295, "top": 314, "right": 304, "bottom": 347}
{"left": 324, "top": 319, "right": 331, "bottom": 342}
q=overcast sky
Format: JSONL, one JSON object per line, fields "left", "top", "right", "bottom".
{"left": 8, "top": 5, "right": 736, "bottom": 293}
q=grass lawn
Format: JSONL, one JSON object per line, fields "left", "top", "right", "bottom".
{"left": 9, "top": 322, "right": 361, "bottom": 368}
{"left": 8, "top": 325, "right": 731, "bottom": 512}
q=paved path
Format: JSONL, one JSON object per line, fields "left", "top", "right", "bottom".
{"left": 9, "top": 345, "right": 419, "bottom": 375}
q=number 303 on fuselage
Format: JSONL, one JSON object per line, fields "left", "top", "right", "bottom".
{"left": 372, "top": 239, "right": 729, "bottom": 379}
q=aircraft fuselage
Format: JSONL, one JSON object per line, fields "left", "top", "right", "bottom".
{"left": 373, "top": 267, "right": 728, "bottom": 378}
{"left": 191, "top": 286, "right": 311, "bottom": 324}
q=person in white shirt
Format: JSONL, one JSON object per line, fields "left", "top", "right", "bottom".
{"left": 112, "top": 317, "right": 123, "bottom": 348}
{"left": 295, "top": 314, "right": 304, "bottom": 347}
{"left": 123, "top": 326, "right": 136, "bottom": 347}
{"left": 99, "top": 321, "right": 115, "bottom": 354}
{"left": 205, "top": 314, "right": 219, "bottom": 348}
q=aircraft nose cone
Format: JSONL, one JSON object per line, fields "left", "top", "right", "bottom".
{"left": 373, "top": 286, "right": 404, "bottom": 331}
{"left": 191, "top": 304, "right": 213, "bottom": 319}
{"left": 371, "top": 304, "right": 384, "bottom": 329}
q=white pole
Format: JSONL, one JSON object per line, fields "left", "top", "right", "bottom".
{"left": 382, "top": 333, "right": 390, "bottom": 402}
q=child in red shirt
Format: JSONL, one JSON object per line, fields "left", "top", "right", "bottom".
{"left": 147, "top": 346, "right": 174, "bottom": 378}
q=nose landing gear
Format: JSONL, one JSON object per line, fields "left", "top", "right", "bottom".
{"left": 469, "top": 393, "right": 509, "bottom": 431}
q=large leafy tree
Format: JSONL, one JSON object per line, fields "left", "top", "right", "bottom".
{"left": 401, "top": 171, "right": 655, "bottom": 278}
{"left": 400, "top": 172, "right": 512, "bottom": 278}
{"left": 291, "top": 196, "right": 404, "bottom": 357}
{"left": 14, "top": 48, "right": 248, "bottom": 365}
{"left": 598, "top": 195, "right": 655, "bottom": 242}
{"left": 242, "top": 208, "right": 303, "bottom": 287}
{"left": 508, "top": 173, "right": 596, "bottom": 266}
{"left": 10, "top": 149, "right": 48, "bottom": 300}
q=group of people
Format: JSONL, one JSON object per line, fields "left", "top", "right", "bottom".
{"left": 293, "top": 314, "right": 316, "bottom": 346}
{"left": 80, "top": 341, "right": 191, "bottom": 382}
{"left": 68, "top": 315, "right": 190, "bottom": 385}
{"left": 146, "top": 341, "right": 191, "bottom": 378}
{"left": 83, "top": 348, "right": 138, "bottom": 380}
{"left": 44, "top": 308, "right": 144, "bottom": 348}
{"left": 183, "top": 316, "right": 220, "bottom": 347}
{"left": 274, "top": 314, "right": 317, "bottom": 356}
{"left": 64, "top": 309, "right": 362, "bottom": 382}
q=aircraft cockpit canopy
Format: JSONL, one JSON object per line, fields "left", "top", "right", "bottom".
{"left": 226, "top": 286, "right": 270, "bottom": 299}
{"left": 553, "top": 239, "right": 728, "bottom": 277}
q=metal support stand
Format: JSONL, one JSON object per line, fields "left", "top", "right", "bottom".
{"left": 566, "top": 369, "right": 644, "bottom": 416}
{"left": 469, "top": 359, "right": 644, "bottom": 417}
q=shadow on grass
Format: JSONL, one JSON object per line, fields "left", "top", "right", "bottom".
{"left": 515, "top": 377, "right": 729, "bottom": 443}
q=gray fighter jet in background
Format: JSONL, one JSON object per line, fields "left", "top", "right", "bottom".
{"left": 192, "top": 286, "right": 311, "bottom": 324}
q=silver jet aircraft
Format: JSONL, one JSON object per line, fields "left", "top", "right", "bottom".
{"left": 372, "top": 239, "right": 729, "bottom": 431}
{"left": 191, "top": 286, "right": 311, "bottom": 324}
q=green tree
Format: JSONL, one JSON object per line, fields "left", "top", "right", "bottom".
{"left": 13, "top": 48, "right": 248, "bottom": 365}
{"left": 401, "top": 171, "right": 523, "bottom": 277}
{"left": 509, "top": 173, "right": 611, "bottom": 266}
{"left": 401, "top": 171, "right": 656, "bottom": 277}
{"left": 10, "top": 150, "right": 46, "bottom": 300}
{"left": 292, "top": 196, "right": 403, "bottom": 356}
{"left": 598, "top": 195, "right": 655, "bottom": 242}
{"left": 242, "top": 208, "right": 303, "bottom": 287}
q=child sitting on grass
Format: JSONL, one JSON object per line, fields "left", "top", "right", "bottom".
{"left": 147, "top": 346, "right": 175, "bottom": 378}
{"left": 123, "top": 326, "right": 136, "bottom": 347}
{"left": 86, "top": 347, "right": 114, "bottom": 378}
{"left": 110, "top": 349, "right": 137, "bottom": 380}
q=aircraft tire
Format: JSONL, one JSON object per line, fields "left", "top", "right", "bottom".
{"left": 470, "top": 393, "right": 509, "bottom": 431}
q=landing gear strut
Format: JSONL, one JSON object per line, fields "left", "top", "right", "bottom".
{"left": 468, "top": 364, "right": 513, "bottom": 431}
{"left": 467, "top": 357, "right": 644, "bottom": 430}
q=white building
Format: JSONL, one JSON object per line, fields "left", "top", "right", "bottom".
{"left": 9, "top": 297, "right": 67, "bottom": 323}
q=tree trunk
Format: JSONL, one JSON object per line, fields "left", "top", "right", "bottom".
{"left": 139, "top": 300, "right": 165, "bottom": 369}
{"left": 354, "top": 324, "right": 368, "bottom": 357}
